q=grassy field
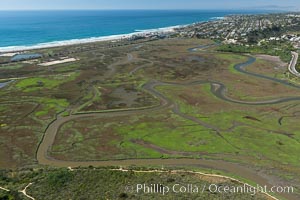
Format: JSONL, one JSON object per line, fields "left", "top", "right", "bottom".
{"left": 158, "top": 84, "right": 300, "bottom": 166}
{"left": 0, "top": 38, "right": 299, "bottom": 199}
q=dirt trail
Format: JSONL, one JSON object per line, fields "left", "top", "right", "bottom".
{"left": 19, "top": 183, "right": 35, "bottom": 200}
{"left": 36, "top": 45, "right": 300, "bottom": 200}
{"left": 0, "top": 186, "right": 9, "bottom": 192}
{"left": 111, "top": 168, "right": 279, "bottom": 200}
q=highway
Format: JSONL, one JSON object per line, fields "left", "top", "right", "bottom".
{"left": 288, "top": 51, "right": 300, "bottom": 77}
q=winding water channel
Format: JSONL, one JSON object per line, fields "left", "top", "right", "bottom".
{"left": 0, "top": 80, "right": 13, "bottom": 89}
{"left": 36, "top": 46, "right": 300, "bottom": 200}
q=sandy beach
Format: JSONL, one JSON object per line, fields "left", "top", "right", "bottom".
{"left": 0, "top": 25, "right": 182, "bottom": 53}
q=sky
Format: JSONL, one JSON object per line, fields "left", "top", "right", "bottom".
{"left": 0, "top": 0, "right": 299, "bottom": 11}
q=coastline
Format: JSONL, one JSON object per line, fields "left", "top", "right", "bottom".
{"left": 0, "top": 9, "right": 277, "bottom": 54}
{"left": 0, "top": 16, "right": 223, "bottom": 53}
{"left": 0, "top": 25, "right": 185, "bottom": 53}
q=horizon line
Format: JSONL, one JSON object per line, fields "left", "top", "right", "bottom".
{"left": 0, "top": 8, "right": 292, "bottom": 11}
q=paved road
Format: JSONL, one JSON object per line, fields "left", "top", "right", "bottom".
{"left": 36, "top": 46, "right": 300, "bottom": 200}
{"left": 288, "top": 51, "right": 300, "bottom": 77}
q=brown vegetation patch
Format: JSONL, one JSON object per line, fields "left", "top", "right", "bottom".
{"left": 83, "top": 84, "right": 157, "bottom": 111}
{"left": 51, "top": 117, "right": 130, "bottom": 161}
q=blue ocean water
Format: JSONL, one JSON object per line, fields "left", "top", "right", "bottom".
{"left": 0, "top": 10, "right": 270, "bottom": 50}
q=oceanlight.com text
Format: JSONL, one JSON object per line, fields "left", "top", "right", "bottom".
{"left": 125, "top": 183, "right": 294, "bottom": 196}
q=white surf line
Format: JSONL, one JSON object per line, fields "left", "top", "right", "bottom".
{"left": 110, "top": 168, "right": 279, "bottom": 200}
{"left": 0, "top": 25, "right": 179, "bottom": 53}
{"left": 19, "top": 183, "right": 35, "bottom": 200}
{"left": 0, "top": 186, "right": 10, "bottom": 192}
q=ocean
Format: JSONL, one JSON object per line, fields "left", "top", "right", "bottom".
{"left": 0, "top": 10, "right": 271, "bottom": 52}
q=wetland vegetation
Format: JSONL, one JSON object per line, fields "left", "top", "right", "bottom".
{"left": 1, "top": 37, "right": 300, "bottom": 199}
